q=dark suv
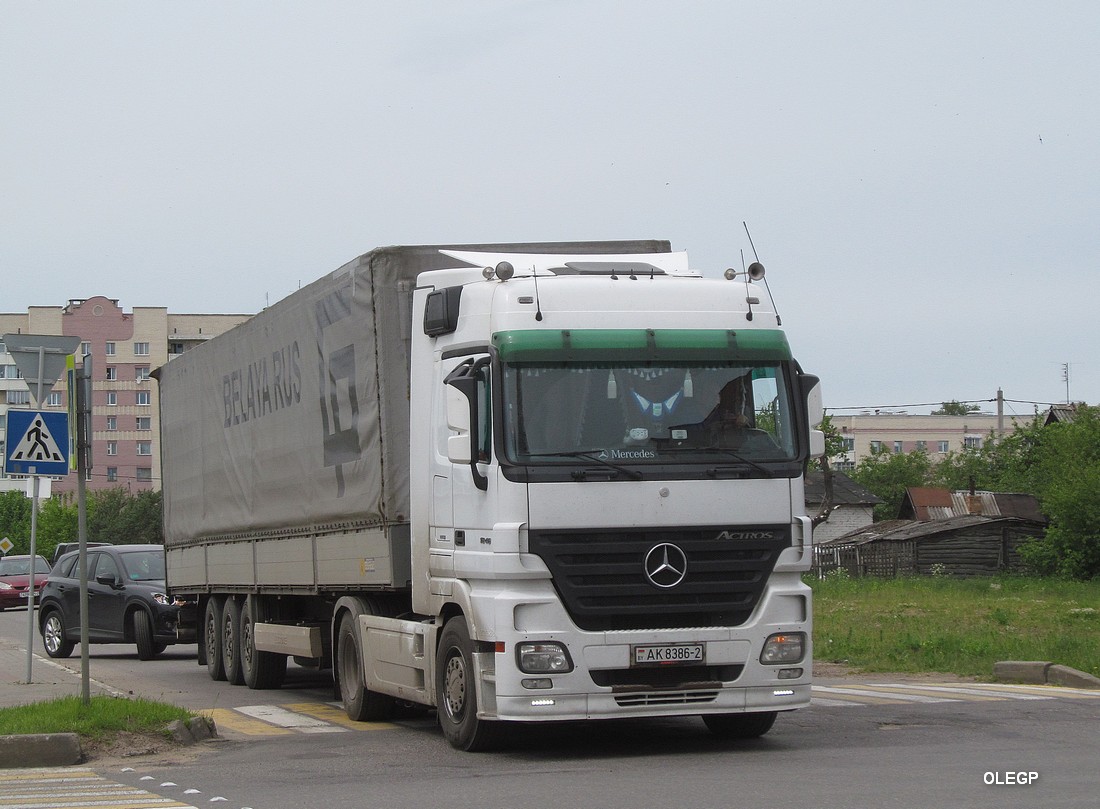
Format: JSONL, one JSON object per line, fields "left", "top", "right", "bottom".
{"left": 38, "top": 544, "right": 193, "bottom": 660}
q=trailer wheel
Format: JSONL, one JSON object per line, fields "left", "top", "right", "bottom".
{"left": 436, "top": 616, "right": 503, "bottom": 752}
{"left": 204, "top": 597, "right": 227, "bottom": 681}
{"left": 222, "top": 597, "right": 245, "bottom": 685}
{"left": 134, "top": 610, "right": 160, "bottom": 660}
{"left": 241, "top": 596, "right": 287, "bottom": 690}
{"left": 337, "top": 612, "right": 394, "bottom": 721}
{"left": 702, "top": 711, "right": 777, "bottom": 739}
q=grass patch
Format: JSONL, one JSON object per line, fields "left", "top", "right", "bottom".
{"left": 810, "top": 574, "right": 1100, "bottom": 678}
{"left": 0, "top": 695, "right": 194, "bottom": 744}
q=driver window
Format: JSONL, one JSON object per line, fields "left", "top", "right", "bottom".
{"left": 92, "top": 553, "right": 119, "bottom": 582}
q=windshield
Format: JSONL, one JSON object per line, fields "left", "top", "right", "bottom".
{"left": 501, "top": 360, "right": 798, "bottom": 465}
{"left": 0, "top": 556, "right": 50, "bottom": 576}
{"left": 118, "top": 550, "right": 166, "bottom": 582}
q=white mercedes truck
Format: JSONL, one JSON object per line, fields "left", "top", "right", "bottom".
{"left": 155, "top": 240, "right": 824, "bottom": 750}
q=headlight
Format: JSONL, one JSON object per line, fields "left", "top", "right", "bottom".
{"left": 152, "top": 592, "right": 172, "bottom": 605}
{"left": 760, "top": 632, "right": 805, "bottom": 664}
{"left": 516, "top": 642, "right": 574, "bottom": 674}
{"left": 0, "top": 582, "right": 12, "bottom": 591}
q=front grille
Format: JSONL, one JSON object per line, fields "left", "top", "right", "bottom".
{"left": 529, "top": 525, "right": 790, "bottom": 631}
{"left": 591, "top": 664, "right": 743, "bottom": 689}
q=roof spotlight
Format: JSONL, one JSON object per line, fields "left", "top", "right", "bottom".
{"left": 495, "top": 261, "right": 515, "bottom": 281}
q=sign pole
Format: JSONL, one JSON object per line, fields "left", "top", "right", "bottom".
{"left": 24, "top": 347, "right": 46, "bottom": 683}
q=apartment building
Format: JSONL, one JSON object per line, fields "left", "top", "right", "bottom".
{"left": 1, "top": 296, "right": 250, "bottom": 494}
{"left": 827, "top": 411, "right": 1036, "bottom": 470}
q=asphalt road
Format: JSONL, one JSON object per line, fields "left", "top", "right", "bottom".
{"left": 4, "top": 608, "right": 1098, "bottom": 809}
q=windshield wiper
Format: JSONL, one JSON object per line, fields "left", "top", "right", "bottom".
{"left": 705, "top": 448, "right": 774, "bottom": 478}
{"left": 526, "top": 450, "right": 644, "bottom": 480}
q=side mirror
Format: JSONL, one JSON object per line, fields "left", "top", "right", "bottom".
{"left": 96, "top": 572, "right": 120, "bottom": 588}
{"left": 799, "top": 374, "right": 823, "bottom": 428}
{"left": 443, "top": 359, "right": 489, "bottom": 491}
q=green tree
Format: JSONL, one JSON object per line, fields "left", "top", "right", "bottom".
{"left": 817, "top": 413, "right": 850, "bottom": 470}
{"left": 932, "top": 400, "right": 983, "bottom": 416}
{"left": 851, "top": 446, "right": 935, "bottom": 521}
{"left": 0, "top": 491, "right": 32, "bottom": 553}
{"left": 1018, "top": 406, "right": 1100, "bottom": 579}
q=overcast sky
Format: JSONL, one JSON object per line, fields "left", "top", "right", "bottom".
{"left": 3, "top": 2, "right": 1097, "bottom": 415}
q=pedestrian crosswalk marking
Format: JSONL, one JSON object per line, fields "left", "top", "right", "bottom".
{"left": 199, "top": 681, "right": 1099, "bottom": 738}
{"left": 0, "top": 767, "right": 196, "bottom": 809}
{"left": 204, "top": 707, "right": 295, "bottom": 736}
{"left": 284, "top": 701, "right": 398, "bottom": 731}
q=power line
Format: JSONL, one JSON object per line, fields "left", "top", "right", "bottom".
{"left": 828, "top": 397, "right": 1063, "bottom": 412}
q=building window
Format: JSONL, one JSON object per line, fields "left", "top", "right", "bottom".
{"left": 137, "top": 441, "right": 152, "bottom": 456}
{"left": 134, "top": 342, "right": 150, "bottom": 356}
{"left": 135, "top": 366, "right": 150, "bottom": 381}
{"left": 46, "top": 392, "right": 63, "bottom": 407}
{"left": 893, "top": 441, "right": 903, "bottom": 454}
{"left": 842, "top": 437, "right": 855, "bottom": 452}
{"left": 964, "top": 435, "right": 982, "bottom": 449}
{"left": 6, "top": 390, "right": 30, "bottom": 405}
{"left": 105, "top": 366, "right": 118, "bottom": 380}
{"left": 106, "top": 467, "right": 118, "bottom": 482}
{"left": 106, "top": 392, "right": 117, "bottom": 406}
{"left": 105, "top": 342, "right": 116, "bottom": 356}
{"left": 938, "top": 440, "right": 949, "bottom": 453}
{"left": 916, "top": 440, "right": 927, "bottom": 451}
{"left": 106, "top": 441, "right": 118, "bottom": 456}
{"left": 136, "top": 390, "right": 151, "bottom": 406}
{"left": 135, "top": 467, "right": 153, "bottom": 482}
{"left": 106, "top": 416, "right": 117, "bottom": 431}
{"left": 870, "top": 440, "right": 882, "bottom": 453}
{"left": 80, "top": 341, "right": 91, "bottom": 356}
{"left": 136, "top": 417, "right": 151, "bottom": 430}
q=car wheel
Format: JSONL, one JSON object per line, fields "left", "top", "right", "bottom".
{"left": 204, "top": 597, "right": 227, "bottom": 681}
{"left": 41, "top": 610, "right": 75, "bottom": 659}
{"left": 134, "top": 610, "right": 160, "bottom": 660}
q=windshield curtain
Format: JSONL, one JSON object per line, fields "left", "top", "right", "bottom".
{"left": 501, "top": 360, "right": 798, "bottom": 464}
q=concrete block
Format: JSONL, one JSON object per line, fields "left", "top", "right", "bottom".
{"left": 1046, "top": 664, "right": 1100, "bottom": 690}
{"left": 0, "top": 733, "right": 82, "bottom": 768}
{"left": 993, "top": 660, "right": 1052, "bottom": 684}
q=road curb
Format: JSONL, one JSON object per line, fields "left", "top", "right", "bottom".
{"left": 994, "top": 660, "right": 1100, "bottom": 689}
{"left": 0, "top": 733, "right": 82, "bottom": 768}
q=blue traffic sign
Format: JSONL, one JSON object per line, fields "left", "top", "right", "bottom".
{"left": 3, "top": 410, "right": 70, "bottom": 476}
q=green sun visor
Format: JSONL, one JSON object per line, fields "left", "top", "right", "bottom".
{"left": 493, "top": 329, "right": 792, "bottom": 363}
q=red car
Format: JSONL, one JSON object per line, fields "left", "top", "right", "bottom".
{"left": 0, "top": 555, "right": 52, "bottom": 610}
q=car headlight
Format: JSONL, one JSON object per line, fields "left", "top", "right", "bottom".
{"left": 516, "top": 641, "right": 574, "bottom": 674}
{"left": 152, "top": 592, "right": 172, "bottom": 605}
{"left": 0, "top": 582, "right": 12, "bottom": 591}
{"left": 760, "top": 632, "right": 805, "bottom": 664}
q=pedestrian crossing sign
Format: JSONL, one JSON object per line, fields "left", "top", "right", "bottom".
{"left": 3, "top": 409, "right": 70, "bottom": 476}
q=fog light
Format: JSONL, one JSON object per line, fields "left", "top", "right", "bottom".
{"left": 778, "top": 667, "right": 803, "bottom": 680}
{"left": 522, "top": 678, "right": 553, "bottom": 690}
{"left": 517, "top": 642, "right": 573, "bottom": 674}
{"left": 530, "top": 698, "right": 556, "bottom": 707}
{"left": 773, "top": 689, "right": 795, "bottom": 697}
{"left": 760, "top": 632, "right": 805, "bottom": 664}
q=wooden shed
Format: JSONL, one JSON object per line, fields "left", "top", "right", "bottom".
{"left": 813, "top": 514, "right": 1047, "bottom": 578}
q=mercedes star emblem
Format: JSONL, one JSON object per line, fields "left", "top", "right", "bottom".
{"left": 644, "top": 543, "right": 688, "bottom": 588}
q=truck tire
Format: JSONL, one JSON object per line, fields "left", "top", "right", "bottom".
{"left": 41, "top": 609, "right": 75, "bottom": 659}
{"left": 222, "top": 596, "right": 245, "bottom": 685}
{"left": 436, "top": 616, "right": 504, "bottom": 752}
{"left": 204, "top": 597, "right": 227, "bottom": 681}
{"left": 241, "top": 595, "right": 287, "bottom": 690}
{"left": 702, "top": 711, "right": 777, "bottom": 739}
{"left": 337, "top": 612, "right": 394, "bottom": 722}
{"left": 134, "top": 610, "right": 160, "bottom": 660}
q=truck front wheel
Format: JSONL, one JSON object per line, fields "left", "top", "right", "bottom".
{"left": 435, "top": 616, "right": 503, "bottom": 752}
{"left": 337, "top": 612, "right": 394, "bottom": 722}
{"left": 702, "top": 711, "right": 777, "bottom": 739}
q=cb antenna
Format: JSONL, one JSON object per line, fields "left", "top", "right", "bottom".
{"left": 743, "top": 221, "right": 781, "bottom": 326}
{"left": 532, "top": 265, "right": 543, "bottom": 321}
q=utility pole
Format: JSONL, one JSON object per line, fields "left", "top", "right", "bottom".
{"left": 1062, "top": 363, "right": 1071, "bottom": 404}
{"left": 997, "top": 388, "right": 1004, "bottom": 438}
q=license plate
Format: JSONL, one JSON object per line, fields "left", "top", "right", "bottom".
{"left": 632, "top": 643, "right": 705, "bottom": 666}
